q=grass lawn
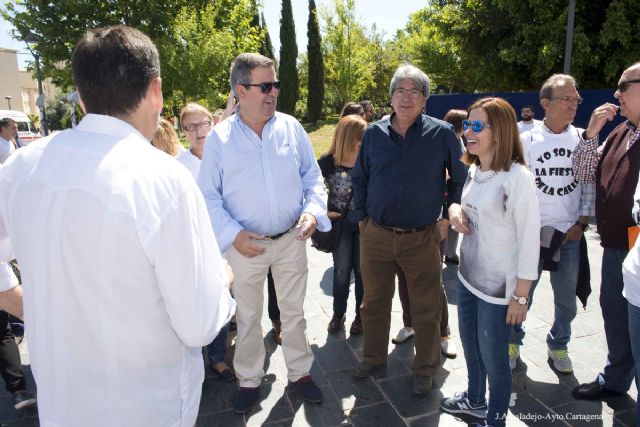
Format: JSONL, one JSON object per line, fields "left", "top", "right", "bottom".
{"left": 304, "top": 116, "right": 339, "bottom": 158}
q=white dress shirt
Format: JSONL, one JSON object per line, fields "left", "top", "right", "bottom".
{"left": 0, "top": 262, "right": 18, "bottom": 292}
{"left": 198, "top": 112, "right": 329, "bottom": 252}
{"left": 177, "top": 148, "right": 201, "bottom": 179}
{"left": 0, "top": 114, "right": 235, "bottom": 427}
{"left": 0, "top": 135, "right": 15, "bottom": 164}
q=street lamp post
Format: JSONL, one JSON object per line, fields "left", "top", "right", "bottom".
{"left": 23, "top": 33, "right": 48, "bottom": 136}
{"left": 4, "top": 96, "right": 11, "bottom": 110}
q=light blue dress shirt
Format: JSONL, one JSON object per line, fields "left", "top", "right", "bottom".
{"left": 198, "top": 112, "right": 330, "bottom": 253}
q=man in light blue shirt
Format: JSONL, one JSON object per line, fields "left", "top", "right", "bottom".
{"left": 198, "top": 53, "right": 329, "bottom": 414}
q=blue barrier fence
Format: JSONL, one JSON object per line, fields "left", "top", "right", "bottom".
{"left": 426, "top": 88, "right": 624, "bottom": 138}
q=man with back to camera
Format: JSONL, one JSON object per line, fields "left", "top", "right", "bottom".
{"left": 198, "top": 53, "right": 330, "bottom": 414}
{"left": 0, "top": 25, "right": 235, "bottom": 427}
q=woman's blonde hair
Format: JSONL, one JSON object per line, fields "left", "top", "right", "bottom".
{"left": 328, "top": 115, "right": 367, "bottom": 166}
{"left": 152, "top": 118, "right": 182, "bottom": 157}
{"left": 179, "top": 102, "right": 213, "bottom": 129}
{"left": 461, "top": 97, "right": 525, "bottom": 171}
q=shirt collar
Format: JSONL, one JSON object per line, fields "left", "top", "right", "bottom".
{"left": 75, "top": 114, "right": 150, "bottom": 145}
{"left": 541, "top": 119, "right": 571, "bottom": 135}
{"left": 625, "top": 120, "right": 637, "bottom": 132}
{"left": 386, "top": 112, "right": 424, "bottom": 133}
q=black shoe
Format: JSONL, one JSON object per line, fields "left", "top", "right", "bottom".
{"left": 233, "top": 387, "right": 259, "bottom": 414}
{"left": 211, "top": 363, "right": 236, "bottom": 382}
{"left": 444, "top": 256, "right": 459, "bottom": 265}
{"left": 289, "top": 375, "right": 323, "bottom": 403}
{"left": 353, "top": 360, "right": 385, "bottom": 378}
{"left": 412, "top": 374, "right": 433, "bottom": 395}
{"left": 12, "top": 390, "right": 36, "bottom": 410}
{"left": 572, "top": 380, "right": 626, "bottom": 400}
{"left": 327, "top": 313, "right": 345, "bottom": 334}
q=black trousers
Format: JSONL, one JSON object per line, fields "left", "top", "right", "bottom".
{"left": 267, "top": 269, "right": 280, "bottom": 322}
{"left": 0, "top": 311, "right": 25, "bottom": 393}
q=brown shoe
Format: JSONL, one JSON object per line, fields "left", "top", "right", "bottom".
{"left": 327, "top": 313, "right": 345, "bottom": 334}
{"left": 272, "top": 320, "right": 282, "bottom": 345}
{"left": 349, "top": 318, "right": 363, "bottom": 334}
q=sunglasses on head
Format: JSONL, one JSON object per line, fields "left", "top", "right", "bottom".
{"left": 463, "top": 120, "right": 491, "bottom": 133}
{"left": 617, "top": 79, "right": 640, "bottom": 93}
{"left": 243, "top": 81, "right": 281, "bottom": 94}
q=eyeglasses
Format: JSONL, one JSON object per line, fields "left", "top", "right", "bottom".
{"left": 183, "top": 120, "right": 212, "bottom": 132}
{"left": 393, "top": 88, "right": 424, "bottom": 98}
{"left": 617, "top": 79, "right": 640, "bottom": 93}
{"left": 549, "top": 96, "right": 583, "bottom": 104}
{"left": 243, "top": 81, "right": 281, "bottom": 94}
{"left": 462, "top": 120, "right": 491, "bottom": 133}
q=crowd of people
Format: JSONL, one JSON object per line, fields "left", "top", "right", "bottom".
{"left": 0, "top": 24, "right": 638, "bottom": 427}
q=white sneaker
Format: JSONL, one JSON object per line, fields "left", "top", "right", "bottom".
{"left": 509, "top": 344, "right": 519, "bottom": 370}
{"left": 548, "top": 348, "right": 573, "bottom": 374}
{"left": 440, "top": 337, "right": 458, "bottom": 358}
{"left": 392, "top": 327, "right": 415, "bottom": 344}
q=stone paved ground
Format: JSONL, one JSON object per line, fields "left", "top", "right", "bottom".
{"left": 0, "top": 228, "right": 637, "bottom": 426}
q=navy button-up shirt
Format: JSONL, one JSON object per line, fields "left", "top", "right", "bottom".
{"left": 350, "top": 113, "right": 467, "bottom": 228}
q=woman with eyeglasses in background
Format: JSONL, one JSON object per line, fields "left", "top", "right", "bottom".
{"left": 177, "top": 102, "right": 237, "bottom": 381}
{"left": 440, "top": 97, "right": 540, "bottom": 427}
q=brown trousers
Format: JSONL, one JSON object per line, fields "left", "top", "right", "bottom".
{"left": 359, "top": 218, "right": 442, "bottom": 376}
{"left": 397, "top": 268, "right": 450, "bottom": 337}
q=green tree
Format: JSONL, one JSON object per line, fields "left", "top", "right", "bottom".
{"left": 321, "top": 0, "right": 376, "bottom": 111}
{"left": 1, "top": 0, "right": 261, "bottom": 113}
{"left": 260, "top": 12, "right": 277, "bottom": 63}
{"left": 401, "top": 0, "right": 635, "bottom": 92}
{"left": 306, "top": 0, "right": 324, "bottom": 123}
{"left": 278, "top": 0, "right": 299, "bottom": 115}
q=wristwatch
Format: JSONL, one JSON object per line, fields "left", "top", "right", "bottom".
{"left": 512, "top": 294, "right": 529, "bottom": 305}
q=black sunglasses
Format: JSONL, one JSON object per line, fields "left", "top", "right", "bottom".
{"left": 617, "top": 79, "right": 640, "bottom": 93}
{"left": 243, "top": 81, "right": 281, "bottom": 94}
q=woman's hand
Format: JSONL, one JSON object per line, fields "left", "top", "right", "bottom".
{"left": 506, "top": 298, "right": 527, "bottom": 325}
{"left": 448, "top": 203, "right": 471, "bottom": 235}
{"left": 327, "top": 211, "right": 343, "bottom": 219}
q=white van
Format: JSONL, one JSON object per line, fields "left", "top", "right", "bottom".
{"left": 0, "top": 110, "right": 41, "bottom": 146}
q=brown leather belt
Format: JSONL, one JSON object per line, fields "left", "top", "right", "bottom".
{"left": 373, "top": 220, "right": 429, "bottom": 235}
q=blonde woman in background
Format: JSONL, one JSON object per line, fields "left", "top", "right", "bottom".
{"left": 151, "top": 118, "right": 183, "bottom": 157}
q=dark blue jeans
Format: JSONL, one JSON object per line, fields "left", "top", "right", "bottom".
{"left": 332, "top": 219, "right": 363, "bottom": 317}
{"left": 598, "top": 248, "right": 635, "bottom": 392}
{"left": 627, "top": 302, "right": 640, "bottom": 422}
{"left": 457, "top": 281, "right": 511, "bottom": 427}
{"left": 207, "top": 323, "right": 229, "bottom": 365}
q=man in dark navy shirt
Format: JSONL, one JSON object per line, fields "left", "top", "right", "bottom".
{"left": 350, "top": 64, "right": 467, "bottom": 395}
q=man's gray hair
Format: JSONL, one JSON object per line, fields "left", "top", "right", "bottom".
{"left": 540, "top": 74, "right": 577, "bottom": 100}
{"left": 230, "top": 53, "right": 275, "bottom": 98}
{"left": 389, "top": 64, "right": 430, "bottom": 99}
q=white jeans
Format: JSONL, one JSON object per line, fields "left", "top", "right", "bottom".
{"left": 225, "top": 230, "right": 313, "bottom": 387}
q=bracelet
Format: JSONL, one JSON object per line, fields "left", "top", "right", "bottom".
{"left": 574, "top": 221, "right": 589, "bottom": 232}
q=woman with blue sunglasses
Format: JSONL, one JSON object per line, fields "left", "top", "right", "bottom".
{"left": 440, "top": 97, "right": 540, "bottom": 426}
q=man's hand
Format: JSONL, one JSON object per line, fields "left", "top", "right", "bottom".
{"left": 327, "top": 211, "right": 342, "bottom": 219}
{"left": 0, "top": 286, "right": 23, "bottom": 320}
{"left": 563, "top": 225, "right": 584, "bottom": 242}
{"left": 585, "top": 103, "right": 619, "bottom": 140}
{"left": 436, "top": 218, "right": 450, "bottom": 242}
{"left": 296, "top": 213, "right": 317, "bottom": 240}
{"left": 448, "top": 204, "right": 471, "bottom": 235}
{"left": 232, "top": 230, "right": 267, "bottom": 258}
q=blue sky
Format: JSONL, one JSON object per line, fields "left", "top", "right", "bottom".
{"left": 0, "top": 0, "right": 427, "bottom": 69}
